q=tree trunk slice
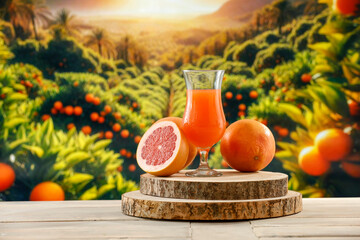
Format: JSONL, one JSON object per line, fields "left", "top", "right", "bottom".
{"left": 122, "top": 190, "right": 302, "bottom": 221}
{"left": 140, "top": 170, "right": 288, "bottom": 200}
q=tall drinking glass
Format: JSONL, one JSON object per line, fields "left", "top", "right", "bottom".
{"left": 182, "top": 70, "right": 226, "bottom": 177}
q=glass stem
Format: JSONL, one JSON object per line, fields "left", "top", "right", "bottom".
{"left": 198, "top": 148, "right": 211, "bottom": 170}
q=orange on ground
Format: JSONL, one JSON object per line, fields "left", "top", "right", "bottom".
{"left": 236, "top": 94, "right": 243, "bottom": 101}
{"left": 113, "top": 112, "right": 121, "bottom": 120}
{"left": 92, "top": 97, "right": 100, "bottom": 106}
{"left": 29, "top": 182, "right": 65, "bottom": 201}
{"left": 220, "top": 119, "right": 275, "bottom": 172}
{"left": 112, "top": 123, "right": 121, "bottom": 132}
{"left": 128, "top": 164, "right": 136, "bottom": 172}
{"left": 42, "top": 114, "right": 50, "bottom": 121}
{"left": 238, "top": 104, "right": 246, "bottom": 111}
{"left": 64, "top": 106, "right": 74, "bottom": 116}
{"left": 225, "top": 91, "right": 233, "bottom": 100}
{"left": 51, "top": 108, "right": 58, "bottom": 115}
{"left": 104, "top": 105, "right": 112, "bottom": 114}
{"left": 249, "top": 90, "right": 258, "bottom": 99}
{"left": 334, "top": 0, "right": 360, "bottom": 16}
{"left": 98, "top": 116, "right": 105, "bottom": 124}
{"left": 85, "top": 93, "right": 94, "bottom": 103}
{"left": 67, "top": 123, "right": 75, "bottom": 130}
{"left": 82, "top": 126, "right": 92, "bottom": 135}
{"left": 54, "top": 101, "right": 63, "bottom": 110}
{"left": 105, "top": 131, "right": 113, "bottom": 139}
{"left": 74, "top": 106, "right": 83, "bottom": 116}
{"left": 120, "top": 149, "right": 127, "bottom": 156}
{"left": 134, "top": 135, "right": 141, "bottom": 144}
{"left": 301, "top": 73, "right": 312, "bottom": 83}
{"left": 315, "top": 129, "right": 353, "bottom": 161}
{"left": 342, "top": 162, "right": 360, "bottom": 178}
{"left": 90, "top": 112, "right": 99, "bottom": 122}
{"left": 298, "top": 146, "right": 330, "bottom": 176}
{"left": 0, "top": 163, "right": 15, "bottom": 192}
{"left": 156, "top": 117, "right": 197, "bottom": 168}
{"left": 278, "top": 128, "right": 289, "bottom": 137}
{"left": 121, "top": 129, "right": 130, "bottom": 138}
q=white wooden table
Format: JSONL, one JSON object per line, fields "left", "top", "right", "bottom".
{"left": 0, "top": 198, "right": 360, "bottom": 240}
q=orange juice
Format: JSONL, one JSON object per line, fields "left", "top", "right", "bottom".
{"left": 183, "top": 89, "right": 226, "bottom": 148}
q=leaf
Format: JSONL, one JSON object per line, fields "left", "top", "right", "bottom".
{"left": 6, "top": 92, "right": 27, "bottom": 102}
{"left": 8, "top": 138, "right": 27, "bottom": 150}
{"left": 65, "top": 173, "right": 94, "bottom": 184}
{"left": 92, "top": 139, "right": 111, "bottom": 152}
{"left": 97, "top": 184, "right": 115, "bottom": 198}
{"left": 12, "top": 84, "right": 26, "bottom": 91}
{"left": 80, "top": 186, "right": 97, "bottom": 200}
{"left": 22, "top": 145, "right": 44, "bottom": 158}
{"left": 308, "top": 43, "right": 336, "bottom": 60}
{"left": 83, "top": 134, "right": 99, "bottom": 150}
{"left": 318, "top": 83, "right": 350, "bottom": 117}
{"left": 65, "top": 151, "right": 90, "bottom": 168}
{"left": 278, "top": 103, "right": 307, "bottom": 127}
{"left": 4, "top": 118, "right": 29, "bottom": 128}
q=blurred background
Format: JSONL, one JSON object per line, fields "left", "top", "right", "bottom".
{"left": 0, "top": 0, "right": 359, "bottom": 201}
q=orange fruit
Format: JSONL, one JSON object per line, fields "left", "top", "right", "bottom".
{"left": 112, "top": 123, "right": 121, "bottom": 132}
{"left": 42, "top": 114, "right": 50, "bottom": 121}
{"left": 105, "top": 131, "right": 113, "bottom": 139}
{"left": 117, "top": 166, "right": 123, "bottom": 172}
{"left": 238, "top": 104, "right": 246, "bottom": 111}
{"left": 85, "top": 93, "right": 94, "bottom": 103}
{"left": 236, "top": 94, "right": 243, "bottom": 101}
{"left": 132, "top": 102, "right": 138, "bottom": 108}
{"left": 98, "top": 131, "right": 104, "bottom": 139}
{"left": 128, "top": 164, "right": 136, "bottom": 172}
{"left": 301, "top": 73, "right": 312, "bottom": 83}
{"left": 139, "top": 123, "right": 146, "bottom": 129}
{"left": 100, "top": 111, "right": 106, "bottom": 116}
{"left": 74, "top": 106, "right": 83, "bottom": 116}
{"left": 298, "top": 146, "right": 330, "bottom": 176}
{"left": 221, "top": 159, "right": 229, "bottom": 168}
{"left": 315, "top": 129, "right": 353, "bottom": 161}
{"left": 0, "top": 163, "right": 15, "bottom": 192}
{"left": 249, "top": 90, "right": 258, "bottom": 99}
{"left": 334, "top": 0, "right": 360, "bottom": 16}
{"left": 104, "top": 105, "right": 112, "bottom": 114}
{"left": 67, "top": 123, "right": 75, "bottom": 130}
{"left": 156, "top": 117, "right": 197, "bottom": 168}
{"left": 342, "top": 162, "right": 360, "bottom": 178}
{"left": 278, "top": 128, "right": 289, "bottom": 137}
{"left": 64, "top": 106, "right": 74, "bottom": 116}
{"left": 92, "top": 97, "right": 100, "bottom": 106}
{"left": 120, "top": 149, "right": 127, "bottom": 156}
{"left": 90, "top": 112, "right": 99, "bottom": 122}
{"left": 113, "top": 112, "right": 121, "bottom": 120}
{"left": 54, "top": 101, "right": 63, "bottom": 110}
{"left": 51, "top": 108, "right": 58, "bottom": 115}
{"left": 126, "top": 152, "right": 132, "bottom": 158}
{"left": 29, "top": 182, "right": 65, "bottom": 201}
{"left": 98, "top": 116, "right": 105, "bottom": 124}
{"left": 59, "top": 108, "right": 65, "bottom": 114}
{"left": 260, "top": 119, "right": 268, "bottom": 126}
{"left": 121, "top": 129, "right": 130, "bottom": 138}
{"left": 134, "top": 135, "right": 141, "bottom": 144}
{"left": 238, "top": 111, "right": 245, "bottom": 117}
{"left": 220, "top": 119, "right": 275, "bottom": 172}
{"left": 73, "top": 81, "right": 79, "bottom": 87}
{"left": 348, "top": 99, "right": 360, "bottom": 116}
{"left": 225, "top": 91, "right": 233, "bottom": 100}
{"left": 82, "top": 126, "right": 92, "bottom": 135}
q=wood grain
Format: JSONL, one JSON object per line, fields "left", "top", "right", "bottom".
{"left": 140, "top": 170, "right": 288, "bottom": 200}
{"left": 121, "top": 190, "right": 302, "bottom": 220}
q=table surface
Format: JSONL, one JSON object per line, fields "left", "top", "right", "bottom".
{"left": 0, "top": 197, "right": 360, "bottom": 240}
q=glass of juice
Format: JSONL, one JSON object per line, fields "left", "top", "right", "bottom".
{"left": 182, "top": 70, "right": 226, "bottom": 177}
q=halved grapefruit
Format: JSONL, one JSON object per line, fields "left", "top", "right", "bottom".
{"left": 156, "top": 117, "right": 197, "bottom": 168}
{"left": 136, "top": 120, "right": 189, "bottom": 176}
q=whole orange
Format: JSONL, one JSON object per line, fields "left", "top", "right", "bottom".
{"left": 85, "top": 93, "right": 94, "bottom": 103}
{"left": 225, "top": 92, "right": 233, "bottom": 100}
{"left": 104, "top": 105, "right": 112, "bottom": 114}
{"left": 238, "top": 104, "right": 246, "bottom": 111}
{"left": 236, "top": 94, "right": 243, "bottom": 101}
{"left": 74, "top": 106, "right": 83, "bottom": 116}
{"left": 249, "top": 90, "right": 258, "bottom": 99}
{"left": 92, "top": 97, "right": 100, "bottom": 106}
{"left": 342, "top": 162, "right": 360, "bottom": 178}
{"left": 98, "top": 116, "right": 105, "bottom": 124}
{"left": 0, "top": 163, "right": 15, "bottom": 192}
{"left": 134, "top": 135, "right": 141, "bottom": 144}
{"left": 53, "top": 101, "right": 63, "bottom": 110}
{"left": 128, "top": 164, "right": 136, "bottom": 172}
{"left": 105, "top": 131, "right": 113, "bottom": 139}
{"left": 121, "top": 129, "right": 130, "bottom": 138}
{"left": 64, "top": 106, "right": 74, "bottom": 116}
{"left": 315, "top": 129, "right": 353, "bottom": 161}
{"left": 90, "top": 112, "right": 99, "bottom": 122}
{"left": 120, "top": 149, "right": 127, "bottom": 156}
{"left": 334, "top": 0, "right": 360, "bottom": 16}
{"left": 42, "top": 114, "right": 50, "bottom": 121}
{"left": 220, "top": 119, "right": 275, "bottom": 172}
{"left": 82, "top": 125, "right": 92, "bottom": 135}
{"left": 112, "top": 123, "right": 121, "bottom": 132}
{"left": 113, "top": 112, "right": 121, "bottom": 120}
{"left": 29, "top": 182, "right": 65, "bottom": 201}
{"left": 51, "top": 108, "right": 58, "bottom": 115}
{"left": 298, "top": 146, "right": 330, "bottom": 176}
{"left": 348, "top": 99, "right": 360, "bottom": 116}
{"left": 67, "top": 123, "right": 75, "bottom": 130}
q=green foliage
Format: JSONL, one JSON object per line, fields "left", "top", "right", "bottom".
{"left": 196, "top": 55, "right": 221, "bottom": 69}
{"left": 232, "top": 40, "right": 259, "bottom": 66}
{"left": 254, "top": 44, "right": 295, "bottom": 72}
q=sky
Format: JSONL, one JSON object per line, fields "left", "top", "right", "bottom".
{"left": 46, "top": 0, "right": 229, "bottom": 18}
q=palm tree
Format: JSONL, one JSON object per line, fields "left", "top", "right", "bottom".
{"left": 272, "top": 0, "right": 294, "bottom": 34}
{"left": 51, "top": 9, "right": 81, "bottom": 37}
{"left": 85, "top": 28, "right": 115, "bottom": 58}
{"left": 26, "top": 0, "right": 51, "bottom": 40}
{"left": 1, "top": 0, "right": 31, "bottom": 37}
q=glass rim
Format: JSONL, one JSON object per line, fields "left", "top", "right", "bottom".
{"left": 183, "top": 70, "right": 225, "bottom": 73}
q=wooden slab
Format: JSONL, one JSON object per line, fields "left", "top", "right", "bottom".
{"left": 121, "top": 190, "right": 302, "bottom": 221}
{"left": 140, "top": 169, "right": 288, "bottom": 200}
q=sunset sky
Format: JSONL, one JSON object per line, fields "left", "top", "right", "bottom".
{"left": 47, "top": 0, "right": 229, "bottom": 18}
